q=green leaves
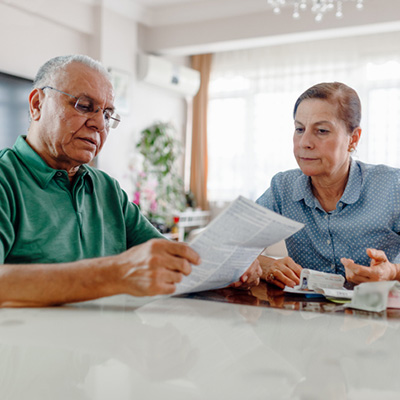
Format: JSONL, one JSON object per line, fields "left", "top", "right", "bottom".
{"left": 136, "top": 122, "right": 181, "bottom": 176}
{"left": 135, "top": 122, "right": 186, "bottom": 226}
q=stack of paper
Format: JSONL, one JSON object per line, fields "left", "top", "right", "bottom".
{"left": 284, "top": 269, "right": 353, "bottom": 301}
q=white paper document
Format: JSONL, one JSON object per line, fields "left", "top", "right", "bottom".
{"left": 315, "top": 288, "right": 353, "bottom": 300}
{"left": 296, "top": 269, "right": 345, "bottom": 291}
{"left": 174, "top": 196, "right": 304, "bottom": 295}
{"left": 283, "top": 269, "right": 353, "bottom": 300}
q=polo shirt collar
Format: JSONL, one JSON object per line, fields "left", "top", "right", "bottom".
{"left": 13, "top": 135, "right": 93, "bottom": 189}
{"left": 291, "top": 158, "right": 362, "bottom": 208}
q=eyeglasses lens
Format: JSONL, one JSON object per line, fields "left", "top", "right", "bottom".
{"left": 74, "top": 97, "right": 120, "bottom": 129}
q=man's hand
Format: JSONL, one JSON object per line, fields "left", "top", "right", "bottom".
{"left": 229, "top": 258, "right": 262, "bottom": 289}
{"left": 116, "top": 239, "right": 201, "bottom": 296}
{"left": 341, "top": 248, "right": 400, "bottom": 284}
{"left": 259, "top": 255, "right": 302, "bottom": 289}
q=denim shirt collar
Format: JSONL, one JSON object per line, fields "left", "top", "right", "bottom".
{"left": 292, "top": 158, "right": 362, "bottom": 210}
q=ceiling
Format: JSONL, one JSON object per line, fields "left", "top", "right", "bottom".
{"left": 119, "top": 0, "right": 400, "bottom": 55}
{"left": 134, "top": 0, "right": 204, "bottom": 6}
{"left": 5, "top": 0, "right": 399, "bottom": 58}
{"left": 131, "top": 0, "right": 297, "bottom": 27}
{"left": 122, "top": 0, "right": 399, "bottom": 27}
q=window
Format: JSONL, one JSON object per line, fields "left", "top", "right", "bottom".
{"left": 207, "top": 32, "right": 400, "bottom": 203}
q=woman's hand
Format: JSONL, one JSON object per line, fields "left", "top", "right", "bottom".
{"left": 341, "top": 248, "right": 400, "bottom": 284}
{"left": 258, "top": 255, "right": 302, "bottom": 289}
{"left": 229, "top": 258, "right": 262, "bottom": 289}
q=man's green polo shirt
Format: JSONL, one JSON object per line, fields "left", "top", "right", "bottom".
{"left": 0, "top": 136, "right": 163, "bottom": 264}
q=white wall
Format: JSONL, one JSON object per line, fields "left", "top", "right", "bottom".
{"left": 0, "top": 2, "right": 91, "bottom": 79}
{"left": 0, "top": 0, "right": 188, "bottom": 198}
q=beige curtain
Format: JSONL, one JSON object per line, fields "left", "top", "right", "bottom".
{"left": 190, "top": 53, "right": 212, "bottom": 210}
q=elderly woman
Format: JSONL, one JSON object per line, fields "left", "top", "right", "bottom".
{"left": 256, "top": 82, "right": 400, "bottom": 288}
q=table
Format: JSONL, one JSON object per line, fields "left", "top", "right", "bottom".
{"left": 1, "top": 282, "right": 399, "bottom": 399}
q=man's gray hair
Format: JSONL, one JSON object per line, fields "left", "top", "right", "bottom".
{"left": 33, "top": 54, "right": 111, "bottom": 89}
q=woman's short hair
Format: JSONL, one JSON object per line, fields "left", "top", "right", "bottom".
{"left": 293, "top": 82, "right": 361, "bottom": 134}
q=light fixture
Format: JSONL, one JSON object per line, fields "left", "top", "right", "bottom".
{"left": 267, "top": 0, "right": 364, "bottom": 22}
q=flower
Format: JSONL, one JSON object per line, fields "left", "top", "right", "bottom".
{"left": 133, "top": 191, "right": 140, "bottom": 205}
{"left": 150, "top": 200, "right": 158, "bottom": 212}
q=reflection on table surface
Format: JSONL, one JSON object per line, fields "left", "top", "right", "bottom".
{"left": 1, "top": 282, "right": 400, "bottom": 400}
{"left": 181, "top": 281, "right": 400, "bottom": 320}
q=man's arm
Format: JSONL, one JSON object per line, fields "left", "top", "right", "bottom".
{"left": 0, "top": 239, "right": 201, "bottom": 307}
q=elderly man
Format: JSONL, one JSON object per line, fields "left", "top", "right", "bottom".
{"left": 0, "top": 55, "right": 260, "bottom": 307}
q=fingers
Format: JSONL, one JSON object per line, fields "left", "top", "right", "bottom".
{"left": 269, "top": 278, "right": 286, "bottom": 290}
{"left": 229, "top": 259, "right": 262, "bottom": 289}
{"left": 273, "top": 268, "right": 299, "bottom": 288}
{"left": 265, "top": 257, "right": 303, "bottom": 288}
{"left": 366, "top": 248, "right": 388, "bottom": 265}
{"left": 341, "top": 257, "right": 373, "bottom": 284}
{"left": 120, "top": 239, "right": 202, "bottom": 297}
{"left": 343, "top": 261, "right": 365, "bottom": 284}
{"left": 143, "top": 240, "right": 200, "bottom": 275}
{"left": 341, "top": 257, "right": 356, "bottom": 276}
{"left": 126, "top": 265, "right": 187, "bottom": 296}
{"left": 152, "top": 270, "right": 184, "bottom": 295}
{"left": 342, "top": 249, "right": 396, "bottom": 284}
{"left": 165, "top": 241, "right": 201, "bottom": 265}
{"left": 162, "top": 255, "right": 193, "bottom": 276}
{"left": 277, "top": 257, "right": 302, "bottom": 286}
{"left": 240, "top": 259, "right": 262, "bottom": 284}
{"left": 342, "top": 249, "right": 388, "bottom": 269}
{"left": 285, "top": 257, "right": 303, "bottom": 278}
{"left": 163, "top": 269, "right": 184, "bottom": 284}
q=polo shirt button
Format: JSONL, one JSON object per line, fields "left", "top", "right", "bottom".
{"left": 338, "top": 202, "right": 343, "bottom": 207}
{"left": 325, "top": 215, "right": 329, "bottom": 220}
{"left": 331, "top": 264, "right": 335, "bottom": 269}
{"left": 327, "top": 239, "right": 331, "bottom": 245}
{"left": 56, "top": 172, "right": 63, "bottom": 177}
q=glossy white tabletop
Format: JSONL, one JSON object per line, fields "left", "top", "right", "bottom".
{"left": 0, "top": 287, "right": 399, "bottom": 400}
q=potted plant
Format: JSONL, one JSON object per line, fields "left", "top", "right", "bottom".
{"left": 133, "top": 121, "right": 186, "bottom": 230}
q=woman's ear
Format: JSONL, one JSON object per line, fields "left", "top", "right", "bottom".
{"left": 350, "top": 127, "right": 362, "bottom": 149}
{"left": 29, "top": 88, "right": 43, "bottom": 121}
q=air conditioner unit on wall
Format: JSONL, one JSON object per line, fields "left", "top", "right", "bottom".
{"left": 137, "top": 54, "right": 201, "bottom": 97}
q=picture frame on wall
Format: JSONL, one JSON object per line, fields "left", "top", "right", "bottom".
{"left": 108, "top": 68, "right": 132, "bottom": 116}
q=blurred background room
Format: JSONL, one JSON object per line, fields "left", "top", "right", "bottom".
{"left": 1, "top": 0, "right": 400, "bottom": 240}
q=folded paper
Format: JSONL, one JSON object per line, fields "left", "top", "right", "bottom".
{"left": 295, "top": 269, "right": 345, "bottom": 291}
{"left": 284, "top": 270, "right": 352, "bottom": 300}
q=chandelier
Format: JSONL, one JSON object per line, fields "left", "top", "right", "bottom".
{"left": 267, "top": 0, "right": 365, "bottom": 22}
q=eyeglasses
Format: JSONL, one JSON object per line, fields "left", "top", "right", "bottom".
{"left": 41, "top": 86, "right": 121, "bottom": 129}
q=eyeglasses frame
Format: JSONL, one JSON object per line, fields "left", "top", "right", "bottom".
{"left": 40, "top": 86, "right": 121, "bottom": 129}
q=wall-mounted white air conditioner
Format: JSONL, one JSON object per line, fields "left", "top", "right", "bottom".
{"left": 137, "top": 54, "right": 201, "bottom": 97}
